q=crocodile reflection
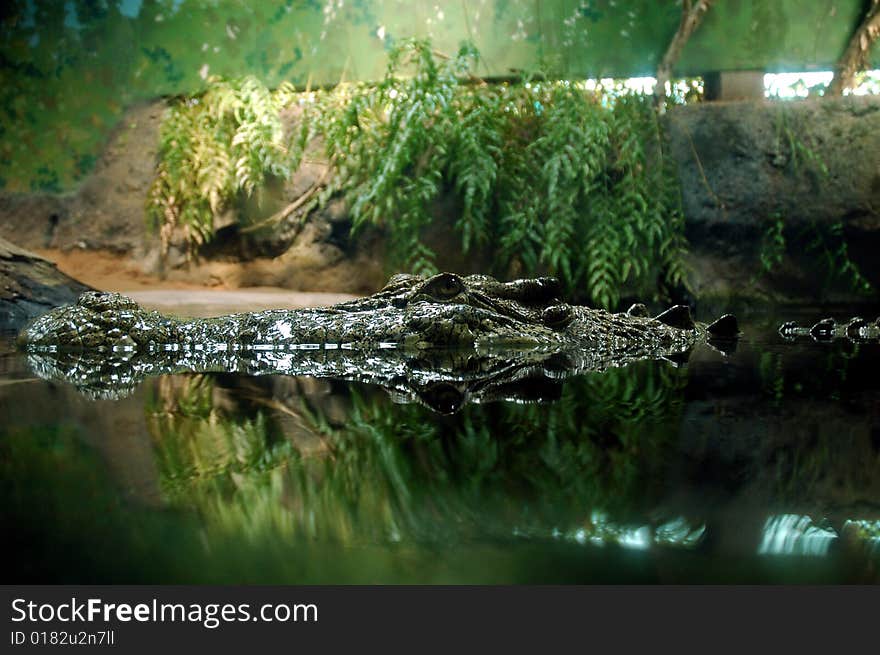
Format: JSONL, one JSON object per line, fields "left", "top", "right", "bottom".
{"left": 26, "top": 343, "right": 718, "bottom": 412}
{"left": 20, "top": 272, "right": 740, "bottom": 410}
{"left": 779, "top": 316, "right": 880, "bottom": 342}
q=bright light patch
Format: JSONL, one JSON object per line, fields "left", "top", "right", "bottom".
{"left": 618, "top": 526, "right": 652, "bottom": 550}
{"left": 764, "top": 71, "right": 833, "bottom": 98}
{"left": 622, "top": 76, "right": 656, "bottom": 95}
{"left": 764, "top": 70, "right": 880, "bottom": 98}
{"left": 655, "top": 517, "right": 706, "bottom": 547}
{"left": 758, "top": 515, "right": 837, "bottom": 556}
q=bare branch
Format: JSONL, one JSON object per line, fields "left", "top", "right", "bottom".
{"left": 239, "top": 162, "right": 333, "bottom": 234}
{"left": 827, "top": 0, "right": 880, "bottom": 96}
{"left": 654, "top": 0, "right": 715, "bottom": 111}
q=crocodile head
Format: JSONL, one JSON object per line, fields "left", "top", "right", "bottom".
{"left": 19, "top": 271, "right": 726, "bottom": 354}
{"left": 18, "top": 272, "right": 737, "bottom": 404}
{"left": 17, "top": 290, "right": 175, "bottom": 352}
{"left": 332, "top": 272, "right": 573, "bottom": 347}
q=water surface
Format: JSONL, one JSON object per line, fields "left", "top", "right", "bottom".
{"left": 2, "top": 307, "right": 878, "bottom": 584}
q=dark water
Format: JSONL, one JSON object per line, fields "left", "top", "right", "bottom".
{"left": 2, "top": 311, "right": 879, "bottom": 584}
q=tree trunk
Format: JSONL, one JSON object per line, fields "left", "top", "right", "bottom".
{"left": 827, "top": 0, "right": 880, "bottom": 96}
{"left": 654, "top": 0, "right": 715, "bottom": 112}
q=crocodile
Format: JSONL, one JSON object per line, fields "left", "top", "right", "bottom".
{"left": 18, "top": 272, "right": 739, "bottom": 407}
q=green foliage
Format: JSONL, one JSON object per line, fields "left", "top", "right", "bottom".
{"left": 806, "top": 220, "right": 873, "bottom": 296}
{"left": 147, "top": 75, "right": 299, "bottom": 257}
{"left": 150, "top": 40, "right": 688, "bottom": 306}
{"left": 145, "top": 376, "right": 293, "bottom": 501}
{"left": 307, "top": 39, "right": 687, "bottom": 305}
{"left": 144, "top": 363, "right": 689, "bottom": 545}
{"left": 758, "top": 350, "right": 785, "bottom": 405}
{"left": 754, "top": 213, "right": 872, "bottom": 296}
{"left": 762, "top": 110, "right": 872, "bottom": 296}
{"left": 774, "top": 107, "right": 829, "bottom": 180}
{"left": 758, "top": 213, "right": 786, "bottom": 275}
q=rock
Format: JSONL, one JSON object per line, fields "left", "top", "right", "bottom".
{"left": 0, "top": 193, "right": 71, "bottom": 250}
{"left": 0, "top": 100, "right": 166, "bottom": 257}
{"left": 664, "top": 95, "right": 880, "bottom": 304}
{"left": 0, "top": 237, "right": 91, "bottom": 332}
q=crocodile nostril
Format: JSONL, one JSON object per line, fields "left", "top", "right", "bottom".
{"left": 809, "top": 318, "right": 837, "bottom": 341}
{"left": 845, "top": 317, "right": 867, "bottom": 340}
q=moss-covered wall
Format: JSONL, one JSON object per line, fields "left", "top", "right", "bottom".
{"left": 1, "top": 0, "right": 877, "bottom": 192}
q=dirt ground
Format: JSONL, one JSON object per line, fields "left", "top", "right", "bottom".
{"left": 0, "top": 99, "right": 386, "bottom": 297}
{"left": 34, "top": 248, "right": 203, "bottom": 291}
{"left": 35, "top": 245, "right": 383, "bottom": 296}
{"left": 31, "top": 248, "right": 360, "bottom": 317}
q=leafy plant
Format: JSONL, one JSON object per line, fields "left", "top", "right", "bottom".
{"left": 763, "top": 109, "right": 872, "bottom": 296}
{"left": 309, "top": 40, "right": 688, "bottom": 306}
{"left": 758, "top": 213, "right": 786, "bottom": 275}
{"left": 147, "top": 76, "right": 299, "bottom": 258}
{"left": 806, "top": 220, "right": 873, "bottom": 295}
{"left": 149, "top": 40, "right": 689, "bottom": 307}
{"left": 774, "top": 107, "right": 829, "bottom": 180}
{"left": 142, "top": 362, "right": 690, "bottom": 546}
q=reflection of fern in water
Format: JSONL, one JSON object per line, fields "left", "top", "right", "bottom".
{"left": 148, "top": 39, "right": 687, "bottom": 307}
{"left": 145, "top": 376, "right": 294, "bottom": 504}
{"left": 768, "top": 419, "right": 880, "bottom": 513}
{"left": 143, "top": 364, "right": 689, "bottom": 545}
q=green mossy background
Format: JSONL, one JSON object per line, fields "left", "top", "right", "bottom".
{"left": 1, "top": 0, "right": 874, "bottom": 192}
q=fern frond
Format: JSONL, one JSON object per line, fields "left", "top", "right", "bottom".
{"left": 148, "top": 41, "right": 691, "bottom": 302}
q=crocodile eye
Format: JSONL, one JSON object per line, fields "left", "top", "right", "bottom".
{"left": 422, "top": 273, "right": 464, "bottom": 300}
{"left": 542, "top": 304, "right": 573, "bottom": 330}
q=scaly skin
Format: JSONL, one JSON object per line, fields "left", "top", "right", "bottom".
{"left": 18, "top": 272, "right": 739, "bottom": 406}
{"left": 19, "top": 272, "right": 735, "bottom": 352}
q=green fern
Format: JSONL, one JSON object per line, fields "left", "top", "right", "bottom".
{"left": 149, "top": 41, "right": 691, "bottom": 307}
{"left": 807, "top": 220, "right": 873, "bottom": 295}
{"left": 147, "top": 75, "right": 299, "bottom": 259}
{"left": 759, "top": 214, "right": 786, "bottom": 275}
